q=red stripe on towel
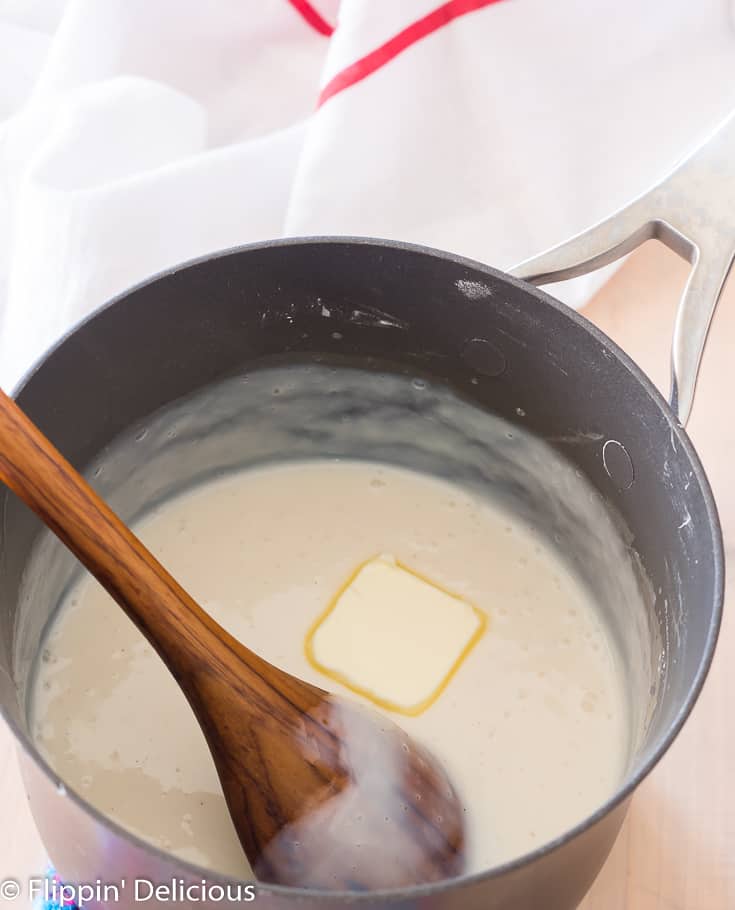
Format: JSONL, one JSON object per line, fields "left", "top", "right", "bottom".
{"left": 318, "top": 0, "right": 506, "bottom": 106}
{"left": 287, "top": 0, "right": 335, "bottom": 37}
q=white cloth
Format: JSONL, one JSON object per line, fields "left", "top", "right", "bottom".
{"left": 2, "top": 0, "right": 735, "bottom": 389}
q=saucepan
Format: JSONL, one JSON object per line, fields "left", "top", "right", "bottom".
{"left": 1, "top": 110, "right": 731, "bottom": 910}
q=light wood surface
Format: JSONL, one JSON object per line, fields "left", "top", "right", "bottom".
{"left": 1, "top": 241, "right": 733, "bottom": 907}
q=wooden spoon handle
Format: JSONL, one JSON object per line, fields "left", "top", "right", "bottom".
{"left": 0, "top": 388, "right": 274, "bottom": 684}
{"left": 0, "top": 389, "right": 349, "bottom": 864}
{"left": 0, "top": 390, "right": 466, "bottom": 888}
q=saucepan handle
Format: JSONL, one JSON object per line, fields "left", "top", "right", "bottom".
{"left": 511, "top": 111, "right": 735, "bottom": 427}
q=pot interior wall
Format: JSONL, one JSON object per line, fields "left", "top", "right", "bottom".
{"left": 0, "top": 240, "right": 720, "bottom": 808}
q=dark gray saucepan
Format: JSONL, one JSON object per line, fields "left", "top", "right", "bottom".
{"left": 1, "top": 111, "right": 731, "bottom": 910}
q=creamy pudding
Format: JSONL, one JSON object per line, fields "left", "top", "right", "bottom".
{"left": 31, "top": 458, "right": 630, "bottom": 880}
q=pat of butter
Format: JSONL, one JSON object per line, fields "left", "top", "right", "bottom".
{"left": 305, "top": 556, "right": 487, "bottom": 716}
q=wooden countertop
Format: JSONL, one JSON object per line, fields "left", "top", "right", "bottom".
{"left": 1, "top": 242, "right": 733, "bottom": 908}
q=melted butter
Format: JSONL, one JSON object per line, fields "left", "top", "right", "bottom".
{"left": 305, "top": 555, "right": 487, "bottom": 716}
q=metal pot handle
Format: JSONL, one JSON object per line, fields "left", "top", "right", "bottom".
{"left": 511, "top": 111, "right": 735, "bottom": 427}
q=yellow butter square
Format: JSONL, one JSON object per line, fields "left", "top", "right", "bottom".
{"left": 305, "top": 555, "right": 486, "bottom": 716}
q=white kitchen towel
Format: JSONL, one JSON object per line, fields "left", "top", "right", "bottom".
{"left": 2, "top": 0, "right": 735, "bottom": 390}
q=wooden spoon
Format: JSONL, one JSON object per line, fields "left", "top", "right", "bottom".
{"left": 0, "top": 389, "right": 465, "bottom": 890}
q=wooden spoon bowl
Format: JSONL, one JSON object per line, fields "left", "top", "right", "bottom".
{"left": 0, "top": 388, "right": 465, "bottom": 890}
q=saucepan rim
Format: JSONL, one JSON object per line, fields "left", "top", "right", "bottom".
{"left": 1, "top": 236, "right": 725, "bottom": 903}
